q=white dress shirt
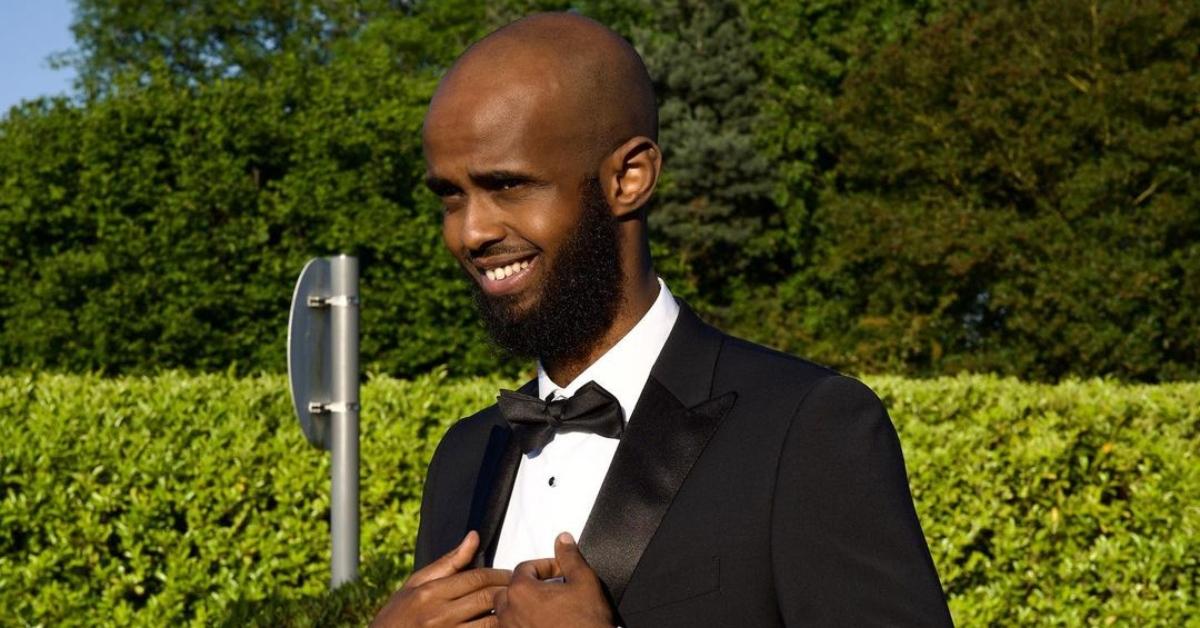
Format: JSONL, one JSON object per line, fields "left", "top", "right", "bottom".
{"left": 491, "top": 278, "right": 680, "bottom": 570}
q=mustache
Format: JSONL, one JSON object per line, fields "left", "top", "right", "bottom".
{"left": 468, "top": 244, "right": 538, "bottom": 263}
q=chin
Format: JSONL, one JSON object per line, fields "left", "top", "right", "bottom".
{"left": 482, "top": 289, "right": 540, "bottom": 324}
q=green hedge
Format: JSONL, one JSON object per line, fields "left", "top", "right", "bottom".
{"left": 0, "top": 369, "right": 500, "bottom": 626}
{"left": 1, "top": 373, "right": 1197, "bottom": 625}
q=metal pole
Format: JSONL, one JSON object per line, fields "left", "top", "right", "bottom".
{"left": 329, "top": 255, "right": 360, "bottom": 587}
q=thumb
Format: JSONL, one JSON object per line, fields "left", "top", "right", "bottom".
{"left": 553, "top": 532, "right": 594, "bottom": 582}
{"left": 408, "top": 530, "right": 479, "bottom": 588}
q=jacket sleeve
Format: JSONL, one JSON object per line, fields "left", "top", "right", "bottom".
{"left": 770, "top": 376, "right": 954, "bottom": 626}
{"left": 413, "top": 421, "right": 457, "bottom": 571}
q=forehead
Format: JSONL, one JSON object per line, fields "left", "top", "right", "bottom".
{"left": 422, "top": 58, "right": 592, "bottom": 179}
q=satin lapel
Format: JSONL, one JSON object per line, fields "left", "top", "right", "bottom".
{"left": 468, "top": 379, "right": 536, "bottom": 568}
{"left": 650, "top": 301, "right": 727, "bottom": 407}
{"left": 466, "top": 425, "right": 520, "bottom": 568}
{"left": 579, "top": 382, "right": 737, "bottom": 606}
{"left": 578, "top": 301, "right": 733, "bottom": 605}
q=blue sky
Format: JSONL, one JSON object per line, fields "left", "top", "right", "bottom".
{"left": 1, "top": 0, "right": 77, "bottom": 113}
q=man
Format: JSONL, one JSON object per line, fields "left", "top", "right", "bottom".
{"left": 373, "top": 12, "right": 953, "bottom": 628}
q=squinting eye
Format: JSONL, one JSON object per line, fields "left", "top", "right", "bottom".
{"left": 440, "top": 196, "right": 464, "bottom": 214}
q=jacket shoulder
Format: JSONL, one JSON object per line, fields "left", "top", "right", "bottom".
{"left": 715, "top": 332, "right": 842, "bottom": 398}
{"left": 433, "top": 403, "right": 505, "bottom": 458}
{"left": 717, "top": 334, "right": 893, "bottom": 429}
{"left": 415, "top": 403, "right": 505, "bottom": 569}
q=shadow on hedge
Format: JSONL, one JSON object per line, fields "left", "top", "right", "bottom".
{"left": 219, "top": 556, "right": 411, "bottom": 627}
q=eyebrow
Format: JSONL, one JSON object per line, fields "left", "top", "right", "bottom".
{"left": 423, "top": 170, "right": 542, "bottom": 195}
{"left": 469, "top": 170, "right": 539, "bottom": 189}
{"left": 423, "top": 175, "right": 458, "bottom": 196}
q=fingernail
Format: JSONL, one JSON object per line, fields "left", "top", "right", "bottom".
{"left": 557, "top": 532, "right": 575, "bottom": 545}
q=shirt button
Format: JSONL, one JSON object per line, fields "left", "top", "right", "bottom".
{"left": 548, "top": 476, "right": 556, "bottom": 487}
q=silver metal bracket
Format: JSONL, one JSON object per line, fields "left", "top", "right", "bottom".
{"left": 308, "top": 295, "right": 359, "bottom": 308}
{"left": 308, "top": 401, "right": 362, "bottom": 414}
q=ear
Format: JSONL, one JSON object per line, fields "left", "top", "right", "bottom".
{"left": 599, "top": 136, "right": 661, "bottom": 218}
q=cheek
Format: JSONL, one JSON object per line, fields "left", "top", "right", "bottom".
{"left": 521, "top": 197, "right": 583, "bottom": 249}
{"left": 441, "top": 215, "right": 459, "bottom": 254}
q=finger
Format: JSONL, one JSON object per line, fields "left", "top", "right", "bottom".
{"left": 407, "top": 530, "right": 479, "bottom": 588}
{"left": 553, "top": 532, "right": 595, "bottom": 582}
{"left": 462, "top": 616, "right": 500, "bottom": 628}
{"left": 425, "top": 567, "right": 512, "bottom": 599}
{"left": 439, "top": 585, "right": 506, "bottom": 624}
{"left": 513, "top": 557, "right": 561, "bottom": 581}
{"left": 493, "top": 587, "right": 509, "bottom": 614}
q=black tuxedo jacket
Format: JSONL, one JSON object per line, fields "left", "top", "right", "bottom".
{"left": 414, "top": 304, "right": 953, "bottom": 626}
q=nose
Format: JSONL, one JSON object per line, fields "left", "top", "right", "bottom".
{"left": 456, "top": 196, "right": 506, "bottom": 253}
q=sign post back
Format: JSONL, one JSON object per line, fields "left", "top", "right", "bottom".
{"left": 288, "top": 255, "right": 360, "bottom": 588}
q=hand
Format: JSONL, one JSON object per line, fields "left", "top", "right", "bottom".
{"left": 371, "top": 531, "right": 511, "bottom": 628}
{"left": 494, "top": 533, "right": 615, "bottom": 628}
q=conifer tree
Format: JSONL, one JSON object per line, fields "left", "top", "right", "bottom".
{"left": 627, "top": 0, "right": 777, "bottom": 304}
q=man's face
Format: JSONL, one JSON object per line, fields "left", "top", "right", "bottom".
{"left": 423, "top": 78, "right": 623, "bottom": 360}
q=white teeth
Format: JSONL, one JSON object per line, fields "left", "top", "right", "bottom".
{"left": 484, "top": 259, "right": 533, "bottom": 281}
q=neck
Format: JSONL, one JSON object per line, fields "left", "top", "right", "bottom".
{"left": 542, "top": 268, "right": 660, "bottom": 385}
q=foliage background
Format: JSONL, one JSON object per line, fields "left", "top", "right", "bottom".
{"left": 1, "top": 0, "right": 1196, "bottom": 381}
{"left": 2, "top": 0, "right": 1198, "bottom": 625}
{"left": 1, "top": 373, "right": 1197, "bottom": 625}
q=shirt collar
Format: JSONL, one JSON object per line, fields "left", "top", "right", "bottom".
{"left": 537, "top": 278, "right": 680, "bottom": 422}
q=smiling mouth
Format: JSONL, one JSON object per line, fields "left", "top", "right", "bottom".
{"left": 472, "top": 253, "right": 539, "bottom": 294}
{"left": 483, "top": 257, "right": 533, "bottom": 282}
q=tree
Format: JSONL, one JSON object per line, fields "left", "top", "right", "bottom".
{"left": 812, "top": 0, "right": 1200, "bottom": 380}
{"left": 65, "top": 0, "right": 578, "bottom": 95}
{"left": 0, "top": 3, "right": 526, "bottom": 376}
{"left": 5, "top": 0, "right": 1196, "bottom": 380}
{"left": 67, "top": 0, "right": 360, "bottom": 92}
{"left": 608, "top": 0, "right": 778, "bottom": 310}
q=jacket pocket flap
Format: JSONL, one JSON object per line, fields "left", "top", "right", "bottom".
{"left": 620, "top": 555, "right": 720, "bottom": 615}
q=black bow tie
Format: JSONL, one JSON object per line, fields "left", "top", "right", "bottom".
{"left": 497, "top": 381, "right": 625, "bottom": 454}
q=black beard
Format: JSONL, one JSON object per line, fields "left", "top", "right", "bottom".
{"left": 467, "top": 178, "right": 624, "bottom": 364}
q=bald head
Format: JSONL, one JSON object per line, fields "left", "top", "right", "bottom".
{"left": 425, "top": 14, "right": 666, "bottom": 379}
{"left": 426, "top": 13, "right": 657, "bottom": 171}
